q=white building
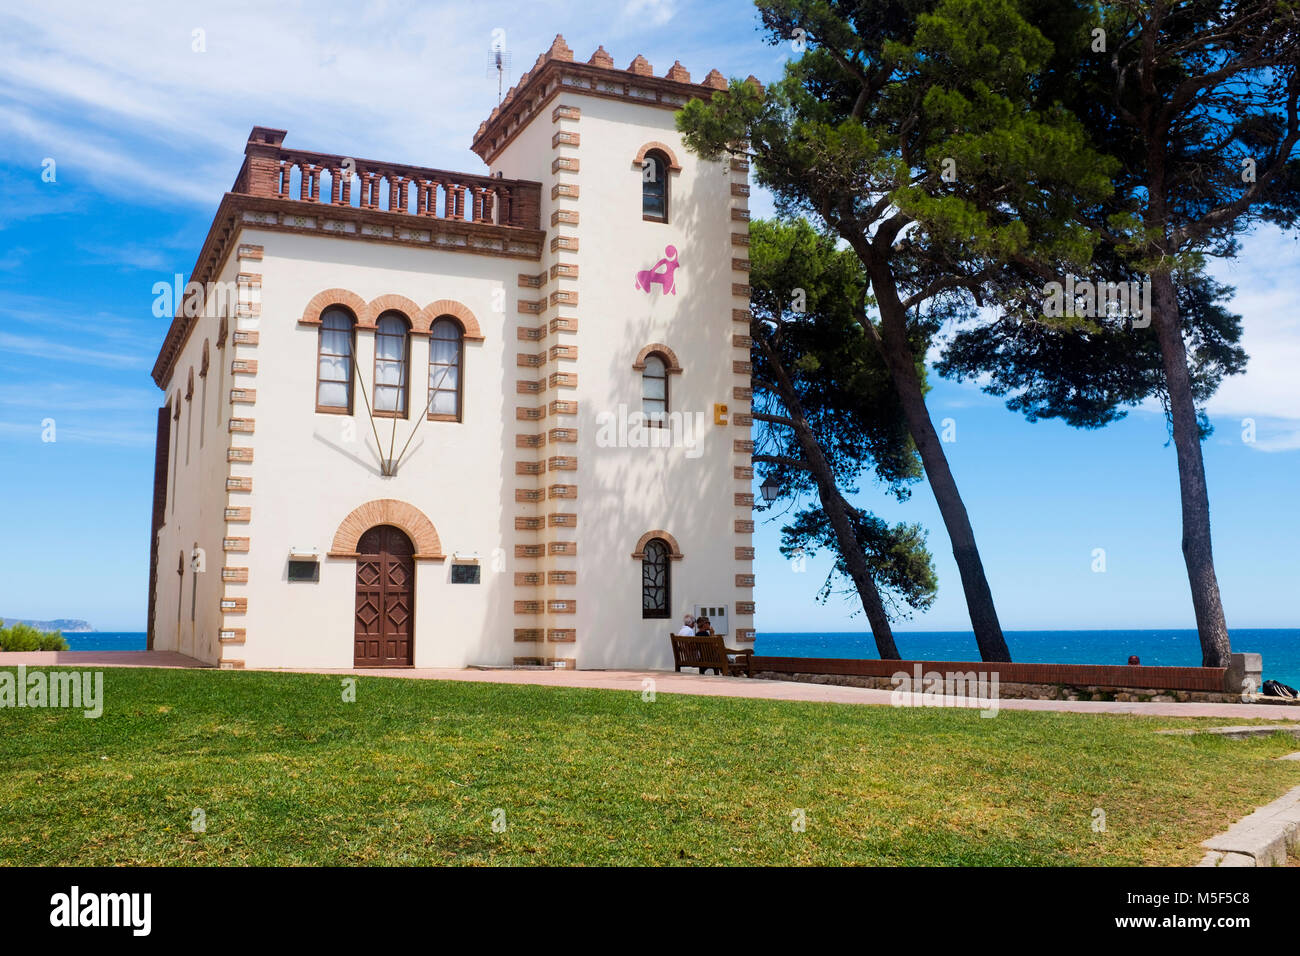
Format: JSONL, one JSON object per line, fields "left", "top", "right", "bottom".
{"left": 147, "top": 36, "right": 758, "bottom": 669}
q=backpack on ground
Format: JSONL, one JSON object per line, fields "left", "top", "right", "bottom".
{"left": 1262, "top": 679, "right": 1298, "bottom": 699}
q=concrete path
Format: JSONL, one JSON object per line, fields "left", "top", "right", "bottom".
{"left": 1199, "top": 784, "right": 1300, "bottom": 866}
{"left": 5, "top": 652, "right": 1300, "bottom": 720}
{"left": 280, "top": 664, "right": 1300, "bottom": 720}
{"left": 0, "top": 650, "right": 205, "bottom": 668}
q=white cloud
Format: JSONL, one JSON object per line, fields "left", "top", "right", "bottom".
{"left": 0, "top": 2, "right": 754, "bottom": 215}
{"left": 0, "top": 4, "right": 500, "bottom": 206}
{"left": 0, "top": 381, "right": 158, "bottom": 412}
{"left": 622, "top": 0, "right": 679, "bottom": 27}
{"left": 929, "top": 226, "right": 1300, "bottom": 444}
{"left": 0, "top": 3, "right": 619, "bottom": 209}
{"left": 0, "top": 420, "right": 154, "bottom": 447}
{"left": 1202, "top": 227, "right": 1300, "bottom": 425}
{"left": 0, "top": 331, "right": 150, "bottom": 369}
{"left": 75, "top": 241, "right": 177, "bottom": 272}
{"left": 0, "top": 170, "right": 84, "bottom": 229}
{"left": 0, "top": 104, "right": 223, "bottom": 205}
{"left": 1248, "top": 427, "right": 1300, "bottom": 453}
{"left": 0, "top": 291, "right": 171, "bottom": 346}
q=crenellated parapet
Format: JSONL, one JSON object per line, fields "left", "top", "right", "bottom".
{"left": 471, "top": 34, "right": 758, "bottom": 166}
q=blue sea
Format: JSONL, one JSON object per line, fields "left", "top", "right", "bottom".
{"left": 756, "top": 629, "right": 1300, "bottom": 688}
{"left": 64, "top": 632, "right": 149, "bottom": 652}
{"left": 64, "top": 629, "right": 1300, "bottom": 686}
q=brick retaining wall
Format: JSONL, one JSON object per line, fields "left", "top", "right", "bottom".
{"left": 749, "top": 656, "right": 1245, "bottom": 703}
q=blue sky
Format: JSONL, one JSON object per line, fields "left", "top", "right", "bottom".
{"left": 0, "top": 1, "right": 1296, "bottom": 634}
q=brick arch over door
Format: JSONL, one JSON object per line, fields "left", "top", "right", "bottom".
{"left": 301, "top": 288, "right": 371, "bottom": 329}
{"left": 329, "top": 499, "right": 445, "bottom": 561}
{"left": 631, "top": 529, "right": 684, "bottom": 560}
{"left": 420, "top": 299, "right": 484, "bottom": 340}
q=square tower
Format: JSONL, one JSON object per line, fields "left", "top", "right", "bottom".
{"left": 471, "top": 36, "right": 756, "bottom": 667}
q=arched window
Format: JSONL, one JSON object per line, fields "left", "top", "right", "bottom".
{"left": 642, "top": 151, "right": 668, "bottom": 222}
{"left": 171, "top": 392, "right": 180, "bottom": 514}
{"left": 216, "top": 315, "right": 228, "bottom": 429}
{"left": 641, "top": 538, "right": 671, "bottom": 618}
{"left": 176, "top": 550, "right": 185, "bottom": 632}
{"left": 373, "top": 312, "right": 410, "bottom": 417}
{"left": 642, "top": 354, "right": 667, "bottom": 425}
{"left": 427, "top": 318, "right": 464, "bottom": 421}
{"left": 199, "top": 340, "right": 209, "bottom": 448}
{"left": 316, "top": 307, "right": 355, "bottom": 413}
{"left": 185, "top": 368, "right": 194, "bottom": 466}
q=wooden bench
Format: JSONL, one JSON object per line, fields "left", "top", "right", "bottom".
{"left": 669, "top": 634, "right": 753, "bottom": 677}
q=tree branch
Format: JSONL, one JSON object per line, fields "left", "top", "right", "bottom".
{"left": 1176, "top": 76, "right": 1300, "bottom": 248}
{"left": 752, "top": 411, "right": 797, "bottom": 427}
{"left": 753, "top": 454, "right": 814, "bottom": 471}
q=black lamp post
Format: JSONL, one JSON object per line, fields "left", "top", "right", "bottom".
{"left": 760, "top": 475, "right": 781, "bottom": 503}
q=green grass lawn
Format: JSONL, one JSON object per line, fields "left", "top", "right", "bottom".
{"left": 2, "top": 667, "right": 1299, "bottom": 865}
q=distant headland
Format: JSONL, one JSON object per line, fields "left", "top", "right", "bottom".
{"left": 0, "top": 617, "right": 93, "bottom": 633}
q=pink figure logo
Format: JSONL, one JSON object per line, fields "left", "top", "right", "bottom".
{"left": 634, "top": 245, "right": 680, "bottom": 295}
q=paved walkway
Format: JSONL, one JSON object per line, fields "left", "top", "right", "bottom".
{"left": 295, "top": 667, "right": 1300, "bottom": 719}
{"left": 0, "top": 650, "right": 204, "bottom": 668}
{"left": 5, "top": 651, "right": 1300, "bottom": 720}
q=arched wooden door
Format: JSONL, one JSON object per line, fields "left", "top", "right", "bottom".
{"left": 354, "top": 525, "right": 415, "bottom": 666}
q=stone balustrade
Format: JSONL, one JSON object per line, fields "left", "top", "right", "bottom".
{"left": 234, "top": 127, "right": 541, "bottom": 231}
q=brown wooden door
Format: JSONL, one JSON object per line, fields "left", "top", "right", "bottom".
{"left": 354, "top": 525, "right": 415, "bottom": 666}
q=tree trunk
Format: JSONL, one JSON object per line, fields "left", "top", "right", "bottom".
{"left": 866, "top": 261, "right": 1012, "bottom": 662}
{"left": 759, "top": 334, "right": 902, "bottom": 659}
{"left": 819, "top": 483, "right": 902, "bottom": 660}
{"left": 1148, "top": 269, "right": 1232, "bottom": 667}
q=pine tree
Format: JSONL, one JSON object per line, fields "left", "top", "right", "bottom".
{"left": 749, "top": 218, "right": 937, "bottom": 658}
{"left": 680, "top": 0, "right": 1116, "bottom": 660}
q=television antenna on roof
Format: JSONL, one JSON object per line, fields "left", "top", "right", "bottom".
{"left": 487, "top": 42, "right": 512, "bottom": 104}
